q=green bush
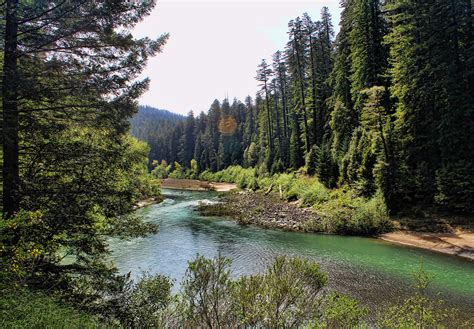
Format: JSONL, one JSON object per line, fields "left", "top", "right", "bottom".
{"left": 4, "top": 256, "right": 469, "bottom": 328}
{"left": 117, "top": 273, "right": 173, "bottom": 328}
{"left": 376, "top": 263, "right": 471, "bottom": 328}
{"left": 313, "top": 189, "right": 392, "bottom": 235}
{"left": 169, "top": 161, "right": 185, "bottom": 179}
{"left": 316, "top": 292, "right": 369, "bottom": 328}
{"left": 274, "top": 173, "right": 296, "bottom": 195}
{"left": 179, "top": 255, "right": 328, "bottom": 328}
{"left": 300, "top": 179, "right": 330, "bottom": 207}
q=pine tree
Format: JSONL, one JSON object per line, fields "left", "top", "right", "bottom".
{"left": 255, "top": 59, "right": 274, "bottom": 159}
{"left": 178, "top": 111, "right": 196, "bottom": 166}
{"left": 287, "top": 17, "right": 311, "bottom": 153}
{"left": 349, "top": 0, "right": 388, "bottom": 112}
{"left": 329, "top": 0, "right": 357, "bottom": 158}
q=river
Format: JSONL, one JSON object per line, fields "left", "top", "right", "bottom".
{"left": 110, "top": 189, "right": 474, "bottom": 315}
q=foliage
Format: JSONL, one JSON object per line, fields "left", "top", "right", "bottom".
{"left": 376, "top": 262, "right": 471, "bottom": 328}
{"left": 198, "top": 165, "right": 391, "bottom": 235}
{"left": 178, "top": 255, "right": 328, "bottom": 328}
{"left": 2, "top": 255, "right": 471, "bottom": 328}
{"left": 0, "top": 283, "right": 102, "bottom": 328}
{"left": 116, "top": 273, "right": 173, "bottom": 328}
{"left": 130, "top": 106, "right": 184, "bottom": 166}
{"left": 169, "top": 161, "right": 185, "bottom": 179}
{"left": 151, "top": 160, "right": 170, "bottom": 179}
{"left": 181, "top": 255, "right": 234, "bottom": 327}
{"left": 0, "top": 0, "right": 166, "bottom": 310}
{"left": 315, "top": 292, "right": 369, "bottom": 328}
{"left": 187, "top": 159, "right": 200, "bottom": 179}
{"left": 309, "top": 189, "right": 392, "bottom": 235}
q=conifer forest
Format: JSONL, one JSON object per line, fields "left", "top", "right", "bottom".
{"left": 1, "top": 1, "right": 473, "bottom": 328}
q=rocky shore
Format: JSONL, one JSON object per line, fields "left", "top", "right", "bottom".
{"left": 197, "top": 190, "right": 319, "bottom": 232}
{"left": 198, "top": 190, "right": 474, "bottom": 260}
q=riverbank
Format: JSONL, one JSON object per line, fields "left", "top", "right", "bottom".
{"left": 197, "top": 190, "right": 474, "bottom": 260}
{"left": 161, "top": 178, "right": 237, "bottom": 192}
{"left": 197, "top": 190, "right": 390, "bottom": 235}
{"left": 197, "top": 191, "right": 318, "bottom": 231}
{"left": 134, "top": 196, "right": 162, "bottom": 209}
{"left": 380, "top": 231, "right": 474, "bottom": 260}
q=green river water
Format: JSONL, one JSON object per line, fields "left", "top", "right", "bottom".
{"left": 110, "top": 189, "right": 474, "bottom": 314}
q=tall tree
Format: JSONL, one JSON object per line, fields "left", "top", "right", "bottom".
{"left": 329, "top": 0, "right": 357, "bottom": 158}
{"left": 255, "top": 59, "right": 274, "bottom": 159}
{"left": 2, "top": 0, "right": 20, "bottom": 216}
{"left": 1, "top": 0, "right": 167, "bottom": 218}
{"left": 287, "top": 17, "right": 310, "bottom": 153}
{"left": 178, "top": 111, "right": 196, "bottom": 166}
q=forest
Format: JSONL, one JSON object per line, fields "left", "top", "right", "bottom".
{"left": 1, "top": 0, "right": 473, "bottom": 328}
{"left": 140, "top": 1, "right": 473, "bottom": 215}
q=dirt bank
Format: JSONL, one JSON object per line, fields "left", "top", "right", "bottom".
{"left": 380, "top": 231, "right": 474, "bottom": 260}
{"left": 161, "top": 178, "right": 237, "bottom": 192}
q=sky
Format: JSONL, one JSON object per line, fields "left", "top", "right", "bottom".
{"left": 133, "top": 0, "right": 342, "bottom": 115}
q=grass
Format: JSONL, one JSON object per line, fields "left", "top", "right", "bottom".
{"left": 0, "top": 282, "right": 103, "bottom": 329}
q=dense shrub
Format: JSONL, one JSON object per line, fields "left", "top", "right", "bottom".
{"left": 174, "top": 255, "right": 331, "bottom": 328}
{"left": 312, "top": 189, "right": 392, "bottom": 235}
{"left": 168, "top": 161, "right": 185, "bottom": 179}
{"left": 376, "top": 263, "right": 471, "bottom": 328}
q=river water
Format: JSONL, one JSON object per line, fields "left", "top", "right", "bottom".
{"left": 110, "top": 189, "right": 474, "bottom": 314}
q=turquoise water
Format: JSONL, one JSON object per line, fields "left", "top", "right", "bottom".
{"left": 110, "top": 189, "right": 474, "bottom": 312}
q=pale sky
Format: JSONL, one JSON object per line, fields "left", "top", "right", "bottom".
{"left": 133, "top": 0, "right": 342, "bottom": 115}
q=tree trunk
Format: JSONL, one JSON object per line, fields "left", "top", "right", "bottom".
{"left": 309, "top": 38, "right": 319, "bottom": 146}
{"left": 264, "top": 82, "right": 273, "bottom": 151}
{"left": 2, "top": 0, "right": 20, "bottom": 218}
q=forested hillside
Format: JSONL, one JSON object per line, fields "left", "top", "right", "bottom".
{"left": 149, "top": 1, "right": 473, "bottom": 214}
{"left": 130, "top": 105, "right": 184, "bottom": 164}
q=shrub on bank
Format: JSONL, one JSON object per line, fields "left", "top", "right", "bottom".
{"left": 3, "top": 256, "right": 471, "bottom": 328}
{"left": 310, "top": 189, "right": 392, "bottom": 235}
{"left": 198, "top": 165, "right": 392, "bottom": 235}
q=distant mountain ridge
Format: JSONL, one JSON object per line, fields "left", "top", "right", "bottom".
{"left": 130, "top": 105, "right": 184, "bottom": 163}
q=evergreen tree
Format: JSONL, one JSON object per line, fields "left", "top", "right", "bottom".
{"left": 178, "top": 111, "right": 196, "bottom": 166}
{"left": 386, "top": 0, "right": 474, "bottom": 211}
{"left": 1, "top": 0, "right": 167, "bottom": 288}
{"left": 255, "top": 59, "right": 274, "bottom": 159}
{"left": 287, "top": 17, "right": 311, "bottom": 153}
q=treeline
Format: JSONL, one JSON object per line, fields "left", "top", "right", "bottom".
{"left": 151, "top": 1, "right": 473, "bottom": 214}
{"left": 130, "top": 106, "right": 184, "bottom": 164}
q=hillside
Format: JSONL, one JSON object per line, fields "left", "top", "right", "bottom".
{"left": 130, "top": 105, "right": 184, "bottom": 164}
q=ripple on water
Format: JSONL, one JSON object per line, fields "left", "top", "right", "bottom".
{"left": 110, "top": 189, "right": 474, "bottom": 316}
